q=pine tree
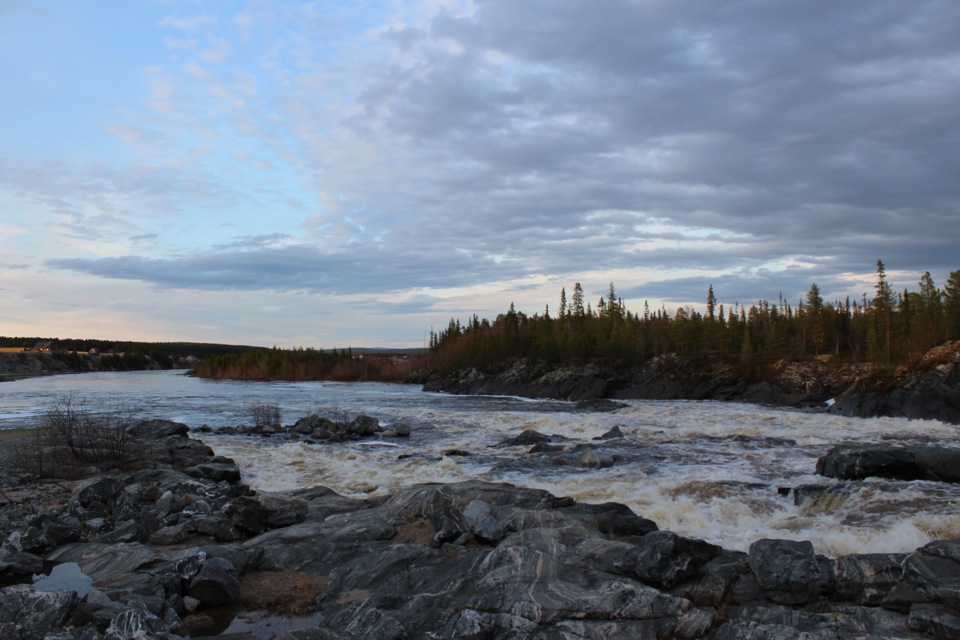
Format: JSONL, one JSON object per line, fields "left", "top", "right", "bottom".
{"left": 572, "top": 282, "right": 585, "bottom": 317}
{"left": 944, "top": 269, "right": 960, "bottom": 340}
{"left": 706, "top": 285, "right": 717, "bottom": 321}
{"left": 872, "top": 260, "right": 895, "bottom": 363}
{"left": 559, "top": 288, "right": 567, "bottom": 318}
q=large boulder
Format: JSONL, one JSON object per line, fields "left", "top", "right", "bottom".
{"left": 817, "top": 445, "right": 960, "bottom": 483}
{"left": 748, "top": 539, "right": 822, "bottom": 605}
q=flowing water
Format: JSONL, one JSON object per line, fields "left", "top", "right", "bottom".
{"left": 3, "top": 369, "right": 959, "bottom": 557}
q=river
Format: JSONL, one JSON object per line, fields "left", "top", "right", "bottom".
{"left": 2, "top": 369, "right": 959, "bottom": 557}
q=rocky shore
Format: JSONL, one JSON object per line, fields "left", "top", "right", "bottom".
{"left": 2, "top": 420, "right": 960, "bottom": 639}
{"left": 420, "top": 341, "right": 960, "bottom": 425}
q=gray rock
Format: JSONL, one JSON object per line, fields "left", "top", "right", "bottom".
{"left": 0, "top": 548, "right": 44, "bottom": 575}
{"left": 908, "top": 602, "right": 960, "bottom": 637}
{"left": 834, "top": 553, "right": 905, "bottom": 605}
{"left": 575, "top": 447, "right": 614, "bottom": 469}
{"left": 628, "top": 531, "right": 722, "bottom": 589}
{"left": 893, "top": 539, "right": 960, "bottom": 610}
{"left": 593, "top": 425, "right": 625, "bottom": 440}
{"left": 127, "top": 419, "right": 190, "bottom": 439}
{"left": 748, "top": 539, "right": 821, "bottom": 605}
{"left": 462, "top": 499, "right": 504, "bottom": 544}
{"left": 817, "top": 444, "right": 960, "bottom": 483}
{"left": 188, "top": 557, "right": 239, "bottom": 606}
{"left": 0, "top": 585, "right": 77, "bottom": 633}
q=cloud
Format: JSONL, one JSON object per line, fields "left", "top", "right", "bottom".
{"left": 4, "top": 0, "right": 960, "bottom": 345}
{"left": 47, "top": 241, "right": 530, "bottom": 296}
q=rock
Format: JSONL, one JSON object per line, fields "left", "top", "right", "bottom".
{"left": 889, "top": 540, "right": 960, "bottom": 612}
{"left": 189, "top": 557, "right": 240, "bottom": 605}
{"left": 149, "top": 524, "right": 191, "bottom": 546}
{"left": 127, "top": 419, "right": 190, "bottom": 439}
{"left": 748, "top": 539, "right": 821, "bottom": 605}
{"left": 382, "top": 423, "right": 411, "bottom": 438}
{"left": 908, "top": 603, "right": 960, "bottom": 638}
{"left": 576, "top": 399, "right": 628, "bottom": 412}
{"left": 816, "top": 445, "right": 960, "bottom": 483}
{"left": 627, "top": 531, "right": 722, "bottom": 589}
{"left": 834, "top": 553, "right": 906, "bottom": 606}
{"left": 228, "top": 493, "right": 308, "bottom": 534}
{"left": 528, "top": 442, "right": 564, "bottom": 453}
{"left": 462, "top": 499, "right": 504, "bottom": 544}
{"left": 186, "top": 460, "right": 242, "bottom": 484}
{"left": 0, "top": 585, "right": 77, "bottom": 633}
{"left": 575, "top": 446, "right": 614, "bottom": 469}
{"left": 593, "top": 425, "right": 625, "bottom": 440}
{"left": 501, "top": 429, "right": 552, "bottom": 446}
{"left": 0, "top": 548, "right": 44, "bottom": 575}
{"left": 349, "top": 415, "right": 381, "bottom": 436}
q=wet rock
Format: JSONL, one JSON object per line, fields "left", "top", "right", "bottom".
{"left": 748, "top": 539, "right": 821, "bottom": 605}
{"left": 577, "top": 399, "right": 628, "bottom": 412}
{"left": 527, "top": 442, "right": 564, "bottom": 453}
{"left": 816, "top": 444, "right": 960, "bottom": 483}
{"left": 575, "top": 446, "right": 615, "bottom": 469}
{"left": 501, "top": 429, "right": 552, "bottom": 446}
{"left": 382, "top": 423, "right": 410, "bottom": 438}
{"left": 593, "top": 425, "right": 625, "bottom": 440}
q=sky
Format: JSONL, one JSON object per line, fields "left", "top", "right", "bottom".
{"left": 1, "top": 0, "right": 958, "bottom": 348}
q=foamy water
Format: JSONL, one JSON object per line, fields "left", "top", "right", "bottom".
{"left": 3, "top": 370, "right": 960, "bottom": 556}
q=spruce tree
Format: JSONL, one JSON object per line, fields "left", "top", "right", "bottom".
{"left": 944, "top": 269, "right": 960, "bottom": 340}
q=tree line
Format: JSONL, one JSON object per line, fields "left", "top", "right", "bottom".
{"left": 191, "top": 346, "right": 416, "bottom": 382}
{"left": 423, "top": 262, "right": 960, "bottom": 380}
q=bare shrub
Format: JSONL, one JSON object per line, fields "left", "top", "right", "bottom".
{"left": 43, "top": 394, "right": 134, "bottom": 463}
{"left": 250, "top": 402, "right": 282, "bottom": 428}
{"left": 5, "top": 395, "right": 138, "bottom": 478}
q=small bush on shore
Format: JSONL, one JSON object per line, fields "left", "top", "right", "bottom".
{"left": 250, "top": 402, "right": 282, "bottom": 428}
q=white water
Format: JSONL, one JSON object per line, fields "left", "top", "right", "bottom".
{"left": 3, "top": 369, "right": 960, "bottom": 557}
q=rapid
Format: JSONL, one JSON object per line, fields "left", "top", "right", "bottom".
{"left": 3, "top": 369, "right": 959, "bottom": 557}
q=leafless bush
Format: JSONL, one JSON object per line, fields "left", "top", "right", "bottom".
{"left": 5, "top": 395, "right": 137, "bottom": 478}
{"left": 251, "top": 402, "right": 282, "bottom": 428}
{"left": 43, "top": 394, "right": 134, "bottom": 463}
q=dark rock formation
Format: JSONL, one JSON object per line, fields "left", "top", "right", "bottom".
{"left": 817, "top": 445, "right": 960, "bottom": 483}
{"left": 220, "top": 413, "right": 386, "bottom": 443}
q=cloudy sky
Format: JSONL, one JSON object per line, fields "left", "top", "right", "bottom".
{"left": 2, "top": 1, "right": 958, "bottom": 348}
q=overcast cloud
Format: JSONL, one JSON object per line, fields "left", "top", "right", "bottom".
{"left": 1, "top": 0, "right": 958, "bottom": 347}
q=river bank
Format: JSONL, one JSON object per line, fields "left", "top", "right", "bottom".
{"left": 2, "top": 418, "right": 960, "bottom": 638}
{"left": 419, "top": 341, "right": 960, "bottom": 425}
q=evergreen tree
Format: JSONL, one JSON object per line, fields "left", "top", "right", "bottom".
{"left": 706, "top": 285, "right": 717, "bottom": 321}
{"left": 572, "top": 282, "right": 585, "bottom": 317}
{"left": 945, "top": 269, "right": 960, "bottom": 340}
{"left": 872, "top": 260, "right": 895, "bottom": 363}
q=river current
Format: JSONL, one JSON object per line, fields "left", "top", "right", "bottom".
{"left": 3, "top": 369, "right": 959, "bottom": 557}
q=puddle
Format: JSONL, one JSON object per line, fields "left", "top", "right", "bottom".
{"left": 33, "top": 562, "right": 93, "bottom": 597}
{"left": 185, "top": 607, "right": 325, "bottom": 639}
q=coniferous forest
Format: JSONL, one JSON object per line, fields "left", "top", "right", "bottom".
{"left": 193, "top": 261, "right": 960, "bottom": 382}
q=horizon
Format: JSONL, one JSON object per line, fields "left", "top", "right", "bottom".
{"left": 3, "top": 1, "right": 958, "bottom": 348}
